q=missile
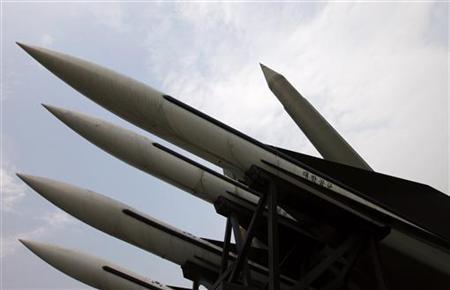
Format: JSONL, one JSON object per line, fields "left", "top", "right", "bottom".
{"left": 16, "top": 173, "right": 223, "bottom": 286}
{"left": 259, "top": 64, "right": 372, "bottom": 171}
{"left": 42, "top": 104, "right": 294, "bottom": 222}
{"left": 18, "top": 44, "right": 450, "bottom": 267}
{"left": 18, "top": 44, "right": 437, "bottom": 237}
{"left": 16, "top": 174, "right": 296, "bottom": 287}
{"left": 16, "top": 44, "right": 380, "bottom": 216}
{"left": 19, "top": 239, "right": 173, "bottom": 290}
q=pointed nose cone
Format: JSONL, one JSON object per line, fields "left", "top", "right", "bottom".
{"left": 19, "top": 239, "right": 75, "bottom": 276}
{"left": 19, "top": 240, "right": 172, "bottom": 290}
{"left": 18, "top": 43, "right": 163, "bottom": 133}
{"left": 16, "top": 173, "right": 62, "bottom": 203}
{"left": 16, "top": 42, "right": 35, "bottom": 53}
{"left": 18, "top": 239, "right": 105, "bottom": 288}
{"left": 16, "top": 42, "right": 77, "bottom": 79}
{"left": 42, "top": 103, "right": 64, "bottom": 117}
{"left": 18, "top": 238, "right": 35, "bottom": 252}
{"left": 41, "top": 104, "right": 102, "bottom": 146}
{"left": 260, "top": 63, "right": 281, "bottom": 84}
{"left": 16, "top": 42, "right": 49, "bottom": 59}
{"left": 19, "top": 239, "right": 54, "bottom": 260}
{"left": 16, "top": 173, "right": 122, "bottom": 237}
{"left": 41, "top": 104, "right": 149, "bottom": 172}
{"left": 41, "top": 104, "right": 81, "bottom": 131}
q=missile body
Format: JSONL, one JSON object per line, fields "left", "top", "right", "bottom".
{"left": 19, "top": 44, "right": 438, "bottom": 240}
{"left": 260, "top": 64, "right": 372, "bottom": 171}
{"left": 43, "top": 105, "right": 293, "bottom": 222}
{"left": 17, "top": 174, "right": 296, "bottom": 288}
{"left": 17, "top": 44, "right": 390, "bottom": 223}
{"left": 19, "top": 44, "right": 450, "bottom": 274}
{"left": 20, "top": 240, "right": 173, "bottom": 290}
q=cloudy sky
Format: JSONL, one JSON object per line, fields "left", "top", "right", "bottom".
{"left": 1, "top": 2, "right": 448, "bottom": 289}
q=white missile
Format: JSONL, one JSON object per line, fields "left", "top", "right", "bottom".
{"left": 18, "top": 44, "right": 450, "bottom": 273}
{"left": 17, "top": 43, "right": 431, "bottom": 234}
{"left": 42, "top": 104, "right": 293, "bottom": 221}
{"left": 16, "top": 174, "right": 296, "bottom": 287}
{"left": 19, "top": 239, "right": 174, "bottom": 290}
{"left": 260, "top": 64, "right": 372, "bottom": 171}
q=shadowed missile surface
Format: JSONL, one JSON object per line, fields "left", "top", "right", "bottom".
{"left": 260, "top": 63, "right": 372, "bottom": 171}
{"left": 19, "top": 239, "right": 173, "bottom": 290}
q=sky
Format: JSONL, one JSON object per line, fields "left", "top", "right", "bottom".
{"left": 1, "top": 1, "right": 448, "bottom": 289}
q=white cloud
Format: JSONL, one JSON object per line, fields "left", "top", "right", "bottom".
{"left": 1, "top": 166, "right": 26, "bottom": 213}
{"left": 89, "top": 3, "right": 127, "bottom": 32}
{"left": 39, "top": 209, "right": 74, "bottom": 228}
{"left": 1, "top": 209, "right": 75, "bottom": 258}
{"left": 38, "top": 33, "right": 54, "bottom": 47}
{"left": 1, "top": 163, "right": 74, "bottom": 257}
{"left": 141, "top": 2, "right": 448, "bottom": 192}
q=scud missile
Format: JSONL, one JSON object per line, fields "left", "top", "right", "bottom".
{"left": 42, "top": 104, "right": 293, "bottom": 222}
{"left": 19, "top": 239, "right": 173, "bottom": 290}
{"left": 18, "top": 43, "right": 449, "bottom": 246}
{"left": 260, "top": 64, "right": 372, "bottom": 171}
{"left": 17, "top": 174, "right": 296, "bottom": 288}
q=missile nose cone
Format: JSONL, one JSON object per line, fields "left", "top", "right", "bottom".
{"left": 19, "top": 239, "right": 51, "bottom": 259}
{"left": 16, "top": 42, "right": 55, "bottom": 66}
{"left": 17, "top": 173, "right": 47, "bottom": 193}
{"left": 42, "top": 105, "right": 94, "bottom": 140}
{"left": 18, "top": 238, "right": 29, "bottom": 248}
{"left": 260, "top": 63, "right": 280, "bottom": 82}
{"left": 16, "top": 172, "right": 29, "bottom": 183}
{"left": 16, "top": 42, "right": 38, "bottom": 54}
{"left": 18, "top": 239, "right": 37, "bottom": 251}
{"left": 16, "top": 173, "right": 44, "bottom": 190}
{"left": 16, "top": 41, "right": 29, "bottom": 51}
{"left": 42, "top": 103, "right": 68, "bottom": 120}
{"left": 16, "top": 173, "right": 68, "bottom": 207}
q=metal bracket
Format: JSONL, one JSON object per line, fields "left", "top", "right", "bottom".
{"left": 291, "top": 235, "right": 362, "bottom": 290}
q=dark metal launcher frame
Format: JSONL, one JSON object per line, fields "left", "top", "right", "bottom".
{"left": 183, "top": 166, "right": 391, "bottom": 290}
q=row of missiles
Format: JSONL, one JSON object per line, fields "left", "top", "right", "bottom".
{"left": 15, "top": 42, "right": 367, "bottom": 288}
{"left": 17, "top": 42, "right": 450, "bottom": 289}
{"left": 20, "top": 239, "right": 174, "bottom": 290}
{"left": 18, "top": 174, "right": 295, "bottom": 288}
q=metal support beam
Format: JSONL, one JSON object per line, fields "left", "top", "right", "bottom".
{"left": 211, "top": 267, "right": 233, "bottom": 290}
{"left": 268, "top": 181, "right": 280, "bottom": 290}
{"left": 322, "top": 239, "right": 363, "bottom": 290}
{"left": 292, "top": 236, "right": 360, "bottom": 290}
{"left": 192, "top": 280, "right": 199, "bottom": 290}
{"left": 369, "top": 237, "right": 389, "bottom": 290}
{"left": 230, "top": 214, "right": 244, "bottom": 250}
{"left": 221, "top": 217, "right": 233, "bottom": 274}
{"left": 229, "top": 214, "right": 251, "bottom": 284}
{"left": 229, "top": 191, "right": 269, "bottom": 282}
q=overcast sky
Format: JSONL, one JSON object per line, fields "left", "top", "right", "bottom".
{"left": 1, "top": 2, "right": 448, "bottom": 289}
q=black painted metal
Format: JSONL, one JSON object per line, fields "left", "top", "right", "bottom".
{"left": 268, "top": 181, "right": 280, "bottom": 290}
{"left": 229, "top": 214, "right": 252, "bottom": 285}
{"left": 291, "top": 236, "right": 361, "bottom": 290}
{"left": 322, "top": 239, "right": 363, "bottom": 290}
{"left": 229, "top": 191, "right": 269, "bottom": 282}
{"left": 221, "top": 217, "right": 232, "bottom": 274}
{"left": 211, "top": 166, "right": 391, "bottom": 290}
{"left": 370, "top": 237, "right": 389, "bottom": 290}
